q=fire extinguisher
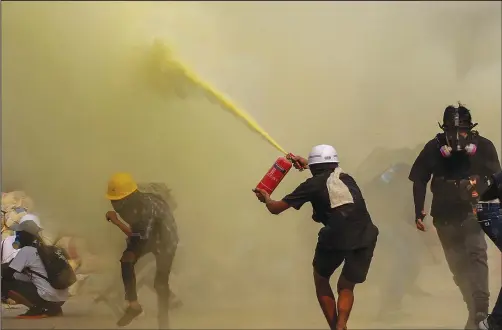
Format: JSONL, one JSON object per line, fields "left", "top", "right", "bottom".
{"left": 256, "top": 155, "right": 299, "bottom": 195}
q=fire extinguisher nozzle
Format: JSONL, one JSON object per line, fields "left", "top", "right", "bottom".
{"left": 286, "top": 153, "right": 305, "bottom": 172}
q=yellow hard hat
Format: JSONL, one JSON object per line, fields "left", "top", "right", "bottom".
{"left": 106, "top": 172, "right": 138, "bottom": 201}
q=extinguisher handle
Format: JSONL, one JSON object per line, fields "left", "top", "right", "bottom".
{"left": 287, "top": 153, "right": 307, "bottom": 171}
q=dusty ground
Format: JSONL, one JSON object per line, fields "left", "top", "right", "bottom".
{"left": 0, "top": 292, "right": 460, "bottom": 330}
{"left": 2, "top": 251, "right": 501, "bottom": 330}
{"left": 0, "top": 290, "right": 475, "bottom": 329}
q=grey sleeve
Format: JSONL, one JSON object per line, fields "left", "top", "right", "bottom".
{"left": 9, "top": 248, "right": 30, "bottom": 273}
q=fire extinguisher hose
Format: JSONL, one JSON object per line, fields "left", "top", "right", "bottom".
{"left": 152, "top": 40, "right": 288, "bottom": 155}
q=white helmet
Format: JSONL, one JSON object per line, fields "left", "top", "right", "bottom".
{"left": 308, "top": 144, "right": 339, "bottom": 166}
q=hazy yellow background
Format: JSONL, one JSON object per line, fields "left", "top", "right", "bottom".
{"left": 2, "top": 1, "right": 501, "bottom": 328}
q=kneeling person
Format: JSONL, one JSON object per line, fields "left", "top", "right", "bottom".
{"left": 253, "top": 145, "right": 379, "bottom": 330}
{"left": 1, "top": 214, "right": 69, "bottom": 318}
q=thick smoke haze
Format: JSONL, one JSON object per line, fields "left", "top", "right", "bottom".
{"left": 2, "top": 1, "right": 501, "bottom": 328}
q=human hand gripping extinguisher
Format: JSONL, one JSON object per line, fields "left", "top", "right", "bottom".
{"left": 255, "top": 153, "right": 304, "bottom": 195}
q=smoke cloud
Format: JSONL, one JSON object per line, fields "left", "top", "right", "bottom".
{"left": 2, "top": 1, "right": 500, "bottom": 328}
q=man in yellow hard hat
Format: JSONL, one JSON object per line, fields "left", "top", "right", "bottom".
{"left": 105, "top": 172, "right": 178, "bottom": 328}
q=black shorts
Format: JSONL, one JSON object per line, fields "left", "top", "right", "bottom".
{"left": 312, "top": 238, "right": 377, "bottom": 283}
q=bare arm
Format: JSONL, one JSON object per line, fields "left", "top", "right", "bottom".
{"left": 113, "top": 220, "right": 133, "bottom": 237}
{"left": 253, "top": 189, "right": 291, "bottom": 215}
{"left": 106, "top": 211, "right": 132, "bottom": 237}
{"left": 263, "top": 195, "right": 291, "bottom": 215}
{"left": 289, "top": 155, "right": 309, "bottom": 170}
{"left": 253, "top": 155, "right": 313, "bottom": 215}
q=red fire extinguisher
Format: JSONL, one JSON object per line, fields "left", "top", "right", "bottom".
{"left": 255, "top": 156, "right": 294, "bottom": 195}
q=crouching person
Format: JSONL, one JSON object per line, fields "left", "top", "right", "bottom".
{"left": 1, "top": 214, "right": 70, "bottom": 318}
{"left": 105, "top": 173, "right": 179, "bottom": 328}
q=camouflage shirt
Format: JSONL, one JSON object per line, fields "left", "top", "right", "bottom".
{"left": 115, "top": 192, "right": 178, "bottom": 254}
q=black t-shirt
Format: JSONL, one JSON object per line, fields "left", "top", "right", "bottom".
{"left": 282, "top": 169, "right": 378, "bottom": 250}
{"left": 409, "top": 134, "right": 501, "bottom": 220}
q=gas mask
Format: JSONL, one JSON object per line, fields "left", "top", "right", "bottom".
{"left": 438, "top": 104, "right": 478, "bottom": 158}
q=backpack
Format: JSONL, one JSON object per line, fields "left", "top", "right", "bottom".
{"left": 137, "top": 182, "right": 177, "bottom": 211}
{"left": 32, "top": 245, "right": 77, "bottom": 290}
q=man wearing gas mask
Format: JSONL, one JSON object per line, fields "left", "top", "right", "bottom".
{"left": 476, "top": 171, "right": 502, "bottom": 330}
{"left": 409, "top": 103, "right": 501, "bottom": 329}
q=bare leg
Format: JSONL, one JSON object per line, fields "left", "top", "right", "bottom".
{"left": 336, "top": 275, "right": 356, "bottom": 330}
{"left": 313, "top": 269, "right": 338, "bottom": 330}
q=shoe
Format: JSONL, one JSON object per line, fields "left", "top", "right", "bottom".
{"left": 16, "top": 306, "right": 49, "bottom": 319}
{"left": 117, "top": 305, "right": 143, "bottom": 327}
{"left": 44, "top": 304, "right": 63, "bottom": 317}
{"left": 479, "top": 315, "right": 502, "bottom": 330}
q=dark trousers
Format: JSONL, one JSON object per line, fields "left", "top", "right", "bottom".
{"left": 476, "top": 202, "right": 502, "bottom": 324}
{"left": 434, "top": 213, "right": 489, "bottom": 319}
{"left": 120, "top": 237, "right": 177, "bottom": 327}
{"left": 1, "top": 277, "right": 64, "bottom": 310}
{"left": 121, "top": 247, "right": 176, "bottom": 300}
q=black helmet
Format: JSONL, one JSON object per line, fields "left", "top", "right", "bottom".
{"left": 440, "top": 103, "right": 476, "bottom": 130}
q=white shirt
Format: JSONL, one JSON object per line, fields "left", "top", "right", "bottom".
{"left": 9, "top": 246, "right": 69, "bottom": 302}
{"left": 1, "top": 235, "right": 19, "bottom": 264}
